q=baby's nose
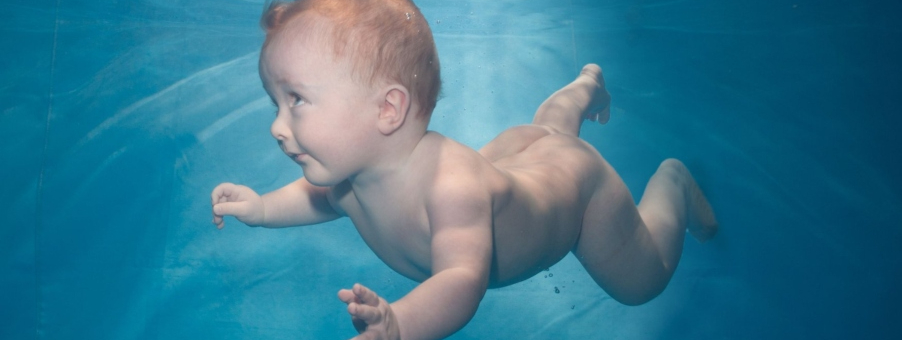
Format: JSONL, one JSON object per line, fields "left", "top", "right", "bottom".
{"left": 270, "top": 116, "right": 290, "bottom": 141}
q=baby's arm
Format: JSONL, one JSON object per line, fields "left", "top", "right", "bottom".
{"left": 211, "top": 178, "right": 340, "bottom": 229}
{"left": 395, "top": 198, "right": 492, "bottom": 339}
{"left": 338, "top": 179, "right": 493, "bottom": 340}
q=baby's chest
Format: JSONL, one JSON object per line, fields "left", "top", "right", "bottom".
{"left": 342, "top": 204, "right": 434, "bottom": 281}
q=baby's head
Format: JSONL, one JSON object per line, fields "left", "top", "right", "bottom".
{"left": 260, "top": 0, "right": 441, "bottom": 119}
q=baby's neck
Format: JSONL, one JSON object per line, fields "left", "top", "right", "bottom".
{"left": 347, "top": 129, "right": 434, "bottom": 194}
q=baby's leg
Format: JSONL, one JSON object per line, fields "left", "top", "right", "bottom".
{"left": 532, "top": 64, "right": 611, "bottom": 136}
{"left": 574, "top": 159, "right": 717, "bottom": 305}
{"left": 479, "top": 64, "right": 611, "bottom": 161}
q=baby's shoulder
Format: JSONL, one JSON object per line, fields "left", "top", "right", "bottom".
{"left": 430, "top": 153, "right": 508, "bottom": 209}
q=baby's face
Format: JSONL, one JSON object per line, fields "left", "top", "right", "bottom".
{"left": 259, "top": 22, "right": 383, "bottom": 186}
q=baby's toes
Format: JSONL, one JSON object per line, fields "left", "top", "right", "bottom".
{"left": 580, "top": 63, "right": 602, "bottom": 80}
{"left": 595, "top": 106, "right": 610, "bottom": 124}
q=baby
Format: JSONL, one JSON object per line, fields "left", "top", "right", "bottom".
{"left": 210, "top": 0, "right": 718, "bottom": 339}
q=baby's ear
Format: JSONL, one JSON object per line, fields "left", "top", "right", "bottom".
{"left": 377, "top": 85, "right": 411, "bottom": 135}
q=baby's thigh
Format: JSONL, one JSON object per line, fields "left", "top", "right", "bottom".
{"left": 572, "top": 162, "right": 668, "bottom": 302}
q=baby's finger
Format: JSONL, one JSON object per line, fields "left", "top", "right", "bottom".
{"left": 337, "top": 288, "right": 360, "bottom": 304}
{"left": 349, "top": 333, "right": 376, "bottom": 340}
{"left": 352, "top": 283, "right": 380, "bottom": 307}
{"left": 349, "top": 333, "right": 375, "bottom": 340}
{"left": 212, "top": 193, "right": 226, "bottom": 228}
{"left": 348, "top": 302, "right": 382, "bottom": 325}
{"left": 213, "top": 201, "right": 250, "bottom": 219}
{"left": 211, "top": 182, "right": 235, "bottom": 206}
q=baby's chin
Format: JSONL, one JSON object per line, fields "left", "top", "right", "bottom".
{"left": 301, "top": 167, "right": 347, "bottom": 187}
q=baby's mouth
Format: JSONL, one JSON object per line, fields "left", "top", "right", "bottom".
{"left": 287, "top": 152, "right": 307, "bottom": 163}
{"left": 278, "top": 142, "right": 307, "bottom": 163}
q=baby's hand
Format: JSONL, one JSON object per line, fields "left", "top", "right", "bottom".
{"left": 210, "top": 183, "right": 265, "bottom": 229}
{"left": 338, "top": 283, "right": 400, "bottom": 340}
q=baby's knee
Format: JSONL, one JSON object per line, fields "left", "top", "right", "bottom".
{"left": 658, "top": 158, "right": 687, "bottom": 174}
{"left": 653, "top": 158, "right": 691, "bottom": 184}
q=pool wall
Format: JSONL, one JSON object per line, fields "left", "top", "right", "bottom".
{"left": 2, "top": 0, "right": 900, "bottom": 338}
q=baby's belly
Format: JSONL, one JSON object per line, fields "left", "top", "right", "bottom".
{"left": 358, "top": 201, "right": 582, "bottom": 288}
{"left": 488, "top": 174, "right": 590, "bottom": 287}
{"left": 489, "top": 216, "right": 584, "bottom": 287}
{"left": 349, "top": 217, "right": 434, "bottom": 283}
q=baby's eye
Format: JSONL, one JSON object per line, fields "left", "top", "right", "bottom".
{"left": 269, "top": 101, "right": 279, "bottom": 115}
{"left": 289, "top": 94, "right": 306, "bottom": 107}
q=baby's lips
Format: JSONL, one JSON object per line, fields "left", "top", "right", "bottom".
{"left": 283, "top": 147, "right": 307, "bottom": 158}
{"left": 286, "top": 150, "right": 308, "bottom": 164}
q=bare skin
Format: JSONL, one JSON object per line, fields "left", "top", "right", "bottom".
{"left": 211, "top": 18, "right": 717, "bottom": 340}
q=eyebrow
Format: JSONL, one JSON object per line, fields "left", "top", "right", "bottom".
{"left": 270, "top": 75, "right": 314, "bottom": 91}
{"left": 265, "top": 77, "right": 312, "bottom": 93}
{"left": 287, "top": 80, "right": 312, "bottom": 90}
{"left": 263, "top": 80, "right": 316, "bottom": 106}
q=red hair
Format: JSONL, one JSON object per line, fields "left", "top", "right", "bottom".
{"left": 261, "top": 0, "right": 442, "bottom": 118}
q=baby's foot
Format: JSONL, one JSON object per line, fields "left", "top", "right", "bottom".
{"left": 577, "top": 64, "right": 612, "bottom": 124}
{"left": 686, "top": 177, "right": 718, "bottom": 243}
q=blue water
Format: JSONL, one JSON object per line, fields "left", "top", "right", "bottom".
{"left": 2, "top": 0, "right": 900, "bottom": 338}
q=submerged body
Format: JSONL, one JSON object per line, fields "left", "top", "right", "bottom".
{"left": 333, "top": 128, "right": 598, "bottom": 288}
{"left": 211, "top": 1, "right": 717, "bottom": 339}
